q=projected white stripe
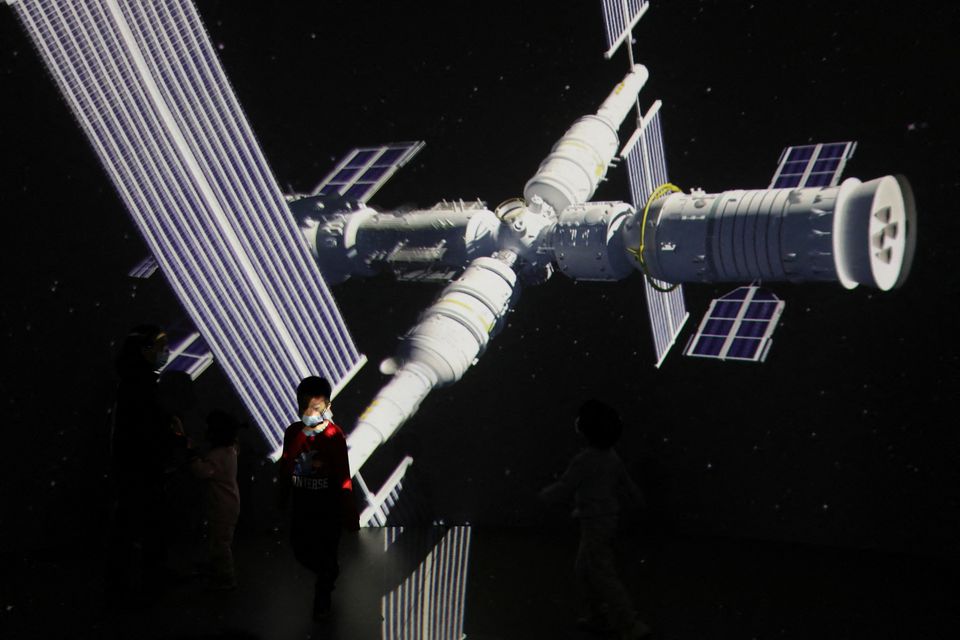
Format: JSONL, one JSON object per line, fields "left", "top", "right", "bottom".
{"left": 381, "top": 527, "right": 472, "bottom": 640}
{"left": 13, "top": 0, "right": 364, "bottom": 450}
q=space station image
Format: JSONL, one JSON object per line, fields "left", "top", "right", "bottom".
{"left": 1, "top": 1, "right": 957, "bottom": 639}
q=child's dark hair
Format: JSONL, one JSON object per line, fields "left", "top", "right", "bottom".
{"left": 206, "top": 410, "right": 241, "bottom": 447}
{"left": 296, "top": 376, "right": 332, "bottom": 415}
{"left": 577, "top": 398, "right": 623, "bottom": 449}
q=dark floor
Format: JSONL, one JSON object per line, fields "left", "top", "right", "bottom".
{"left": 2, "top": 523, "right": 958, "bottom": 640}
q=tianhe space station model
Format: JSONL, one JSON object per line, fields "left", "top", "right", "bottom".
{"left": 9, "top": 0, "right": 917, "bottom": 528}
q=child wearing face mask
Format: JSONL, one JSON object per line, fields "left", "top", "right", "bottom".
{"left": 278, "top": 376, "right": 359, "bottom": 622}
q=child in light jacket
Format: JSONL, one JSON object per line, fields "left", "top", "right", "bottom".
{"left": 190, "top": 410, "right": 241, "bottom": 589}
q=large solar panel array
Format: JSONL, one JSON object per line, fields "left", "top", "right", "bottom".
{"left": 12, "top": 0, "right": 365, "bottom": 452}
{"left": 621, "top": 101, "right": 689, "bottom": 367}
{"left": 769, "top": 141, "right": 856, "bottom": 189}
{"left": 312, "top": 141, "right": 425, "bottom": 204}
{"left": 383, "top": 526, "right": 472, "bottom": 640}
{"left": 684, "top": 286, "right": 785, "bottom": 363}
{"left": 600, "top": 0, "right": 650, "bottom": 59}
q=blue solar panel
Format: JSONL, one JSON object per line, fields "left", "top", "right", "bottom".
{"left": 376, "top": 147, "right": 408, "bottom": 165}
{"left": 812, "top": 158, "right": 838, "bottom": 173}
{"left": 736, "top": 321, "right": 767, "bottom": 338}
{"left": 727, "top": 338, "right": 761, "bottom": 359}
{"left": 713, "top": 300, "right": 743, "bottom": 318}
{"left": 359, "top": 164, "right": 390, "bottom": 182}
{"left": 770, "top": 141, "right": 856, "bottom": 190}
{"left": 601, "top": 0, "right": 649, "bottom": 58}
{"left": 622, "top": 103, "right": 689, "bottom": 368}
{"left": 805, "top": 173, "right": 834, "bottom": 187}
{"left": 787, "top": 146, "right": 815, "bottom": 161}
{"left": 752, "top": 289, "right": 777, "bottom": 301}
{"left": 684, "top": 286, "right": 784, "bottom": 363}
{"left": 722, "top": 288, "right": 749, "bottom": 300}
{"left": 703, "top": 318, "right": 734, "bottom": 335}
{"left": 819, "top": 143, "right": 847, "bottom": 159}
{"left": 347, "top": 149, "right": 379, "bottom": 167}
{"left": 14, "top": 0, "right": 366, "bottom": 453}
{"left": 344, "top": 183, "right": 372, "bottom": 201}
{"left": 782, "top": 160, "right": 808, "bottom": 174}
{"left": 774, "top": 175, "right": 801, "bottom": 188}
{"left": 313, "top": 141, "right": 424, "bottom": 204}
{"left": 692, "top": 335, "right": 725, "bottom": 357}
{"left": 745, "top": 301, "right": 778, "bottom": 320}
{"left": 326, "top": 166, "right": 362, "bottom": 184}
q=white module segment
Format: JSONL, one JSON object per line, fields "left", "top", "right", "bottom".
{"left": 524, "top": 65, "right": 649, "bottom": 213}
{"left": 552, "top": 201, "right": 636, "bottom": 281}
{"left": 833, "top": 176, "right": 915, "bottom": 291}
{"left": 347, "top": 254, "right": 519, "bottom": 474}
{"left": 638, "top": 176, "right": 916, "bottom": 290}
{"left": 290, "top": 197, "right": 501, "bottom": 284}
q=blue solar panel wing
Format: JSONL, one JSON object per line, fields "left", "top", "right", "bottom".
{"left": 684, "top": 287, "right": 785, "bottom": 363}
{"left": 622, "top": 101, "right": 668, "bottom": 211}
{"left": 13, "top": 0, "right": 365, "bottom": 454}
{"left": 600, "top": 0, "right": 649, "bottom": 59}
{"left": 643, "top": 276, "right": 689, "bottom": 368}
{"left": 621, "top": 102, "right": 689, "bottom": 366}
{"left": 769, "top": 142, "right": 856, "bottom": 189}
{"left": 312, "top": 141, "right": 425, "bottom": 203}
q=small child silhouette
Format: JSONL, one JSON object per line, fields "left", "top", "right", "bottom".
{"left": 540, "top": 398, "right": 650, "bottom": 639}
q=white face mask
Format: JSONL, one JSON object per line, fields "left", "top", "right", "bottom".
{"left": 302, "top": 407, "right": 333, "bottom": 430}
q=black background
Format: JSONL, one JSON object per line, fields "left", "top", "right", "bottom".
{"left": 1, "top": 0, "right": 958, "bottom": 557}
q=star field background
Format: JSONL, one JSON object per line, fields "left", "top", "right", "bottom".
{"left": 1, "top": 0, "right": 958, "bottom": 558}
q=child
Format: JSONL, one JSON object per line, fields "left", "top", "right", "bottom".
{"left": 189, "top": 410, "right": 242, "bottom": 590}
{"left": 539, "top": 399, "right": 650, "bottom": 640}
{"left": 278, "top": 376, "right": 359, "bottom": 621}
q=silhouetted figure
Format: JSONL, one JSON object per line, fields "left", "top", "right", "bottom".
{"left": 277, "top": 376, "right": 359, "bottom": 621}
{"left": 109, "top": 324, "right": 188, "bottom": 596}
{"left": 190, "top": 410, "right": 242, "bottom": 590}
{"left": 539, "top": 399, "right": 650, "bottom": 640}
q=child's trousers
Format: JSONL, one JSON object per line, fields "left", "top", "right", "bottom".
{"left": 575, "top": 515, "right": 637, "bottom": 631}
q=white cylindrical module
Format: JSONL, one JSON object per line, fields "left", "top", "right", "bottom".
{"left": 551, "top": 201, "right": 635, "bottom": 281}
{"left": 346, "top": 254, "right": 519, "bottom": 474}
{"left": 524, "top": 65, "right": 649, "bottom": 213}
{"left": 636, "top": 175, "right": 916, "bottom": 290}
{"left": 347, "top": 365, "right": 434, "bottom": 475}
{"left": 289, "top": 196, "right": 501, "bottom": 283}
{"left": 833, "top": 175, "right": 916, "bottom": 290}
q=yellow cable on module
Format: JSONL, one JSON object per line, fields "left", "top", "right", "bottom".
{"left": 628, "top": 183, "right": 682, "bottom": 293}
